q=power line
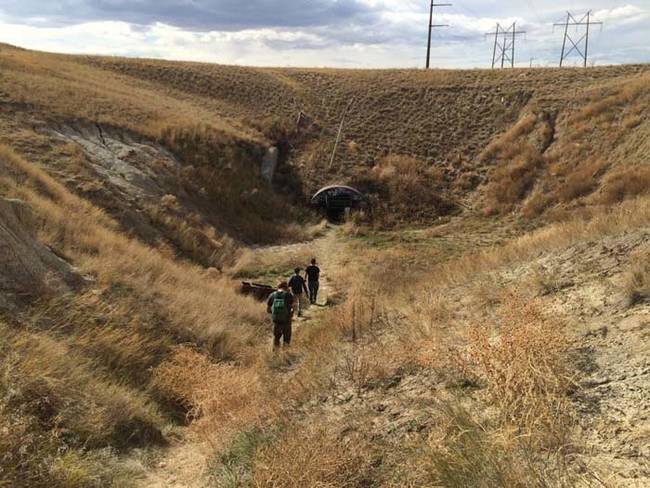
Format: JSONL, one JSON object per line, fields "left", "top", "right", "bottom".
{"left": 485, "top": 22, "right": 526, "bottom": 69}
{"left": 426, "top": 2, "right": 452, "bottom": 69}
{"left": 554, "top": 11, "right": 603, "bottom": 67}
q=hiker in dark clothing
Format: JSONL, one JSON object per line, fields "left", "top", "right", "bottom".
{"left": 305, "top": 258, "right": 321, "bottom": 305}
{"left": 288, "top": 268, "right": 308, "bottom": 317}
{"left": 267, "top": 281, "right": 294, "bottom": 348}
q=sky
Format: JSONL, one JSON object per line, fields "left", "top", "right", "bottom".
{"left": 0, "top": 1, "right": 648, "bottom": 68}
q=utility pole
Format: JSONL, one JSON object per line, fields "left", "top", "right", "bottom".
{"left": 554, "top": 11, "right": 603, "bottom": 67}
{"left": 489, "top": 24, "right": 501, "bottom": 69}
{"left": 485, "top": 22, "right": 526, "bottom": 69}
{"left": 426, "top": 2, "right": 452, "bottom": 69}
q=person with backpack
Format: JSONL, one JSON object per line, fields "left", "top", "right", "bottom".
{"left": 305, "top": 258, "right": 321, "bottom": 305}
{"left": 288, "top": 268, "right": 308, "bottom": 317}
{"left": 267, "top": 281, "right": 294, "bottom": 349}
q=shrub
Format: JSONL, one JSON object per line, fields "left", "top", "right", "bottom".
{"left": 484, "top": 146, "right": 545, "bottom": 214}
{"left": 624, "top": 248, "right": 650, "bottom": 306}
{"left": 362, "top": 155, "right": 456, "bottom": 225}
{"left": 599, "top": 166, "right": 650, "bottom": 205}
{"left": 151, "top": 347, "right": 270, "bottom": 442}
{"left": 251, "top": 426, "right": 372, "bottom": 487}
{"left": 425, "top": 403, "right": 576, "bottom": 488}
{"left": 556, "top": 159, "right": 607, "bottom": 203}
{"left": 466, "top": 294, "right": 574, "bottom": 448}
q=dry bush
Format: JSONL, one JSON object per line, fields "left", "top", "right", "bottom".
{"left": 0, "top": 403, "right": 140, "bottom": 488}
{"left": 529, "top": 266, "right": 571, "bottom": 296}
{"left": 467, "top": 294, "right": 574, "bottom": 447}
{"left": 402, "top": 289, "right": 463, "bottom": 374}
{"left": 151, "top": 347, "right": 271, "bottom": 443}
{"left": 555, "top": 159, "right": 608, "bottom": 203}
{"left": 480, "top": 112, "right": 538, "bottom": 162}
{"left": 251, "top": 426, "right": 372, "bottom": 488}
{"left": 598, "top": 165, "right": 650, "bottom": 205}
{"left": 145, "top": 201, "right": 239, "bottom": 269}
{"left": 623, "top": 248, "right": 650, "bottom": 306}
{"left": 362, "top": 154, "right": 455, "bottom": 225}
{"left": 622, "top": 114, "right": 642, "bottom": 129}
{"left": 574, "top": 76, "right": 648, "bottom": 123}
{"left": 484, "top": 145, "right": 545, "bottom": 215}
{"left": 0, "top": 325, "right": 165, "bottom": 451}
{"left": 339, "top": 340, "right": 396, "bottom": 393}
{"left": 522, "top": 187, "right": 553, "bottom": 218}
{"left": 424, "top": 403, "right": 577, "bottom": 488}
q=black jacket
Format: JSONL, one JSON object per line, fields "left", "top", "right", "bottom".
{"left": 288, "top": 274, "right": 308, "bottom": 295}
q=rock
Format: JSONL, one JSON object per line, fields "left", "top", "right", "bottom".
{"left": 261, "top": 146, "right": 278, "bottom": 182}
{"left": 582, "top": 377, "right": 612, "bottom": 388}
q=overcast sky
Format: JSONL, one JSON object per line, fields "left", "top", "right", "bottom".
{"left": 0, "top": 1, "right": 648, "bottom": 68}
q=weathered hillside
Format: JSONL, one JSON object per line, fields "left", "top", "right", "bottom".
{"left": 0, "top": 43, "right": 648, "bottom": 487}
{"left": 2, "top": 44, "right": 648, "bottom": 228}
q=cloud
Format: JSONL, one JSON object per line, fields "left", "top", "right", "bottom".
{"left": 0, "top": 0, "right": 378, "bottom": 30}
{"left": 0, "top": 1, "right": 647, "bottom": 68}
{"left": 594, "top": 5, "right": 648, "bottom": 21}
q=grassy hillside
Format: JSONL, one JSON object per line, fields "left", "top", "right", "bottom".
{"left": 0, "top": 43, "right": 648, "bottom": 486}
{"left": 2, "top": 43, "right": 648, "bottom": 224}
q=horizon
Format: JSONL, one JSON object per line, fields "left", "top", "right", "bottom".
{"left": 0, "top": 1, "right": 648, "bottom": 69}
{"left": 3, "top": 41, "right": 650, "bottom": 71}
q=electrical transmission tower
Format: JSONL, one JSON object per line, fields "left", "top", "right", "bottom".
{"left": 426, "top": 2, "right": 452, "bottom": 69}
{"left": 485, "top": 22, "right": 526, "bottom": 69}
{"left": 554, "top": 11, "right": 602, "bottom": 67}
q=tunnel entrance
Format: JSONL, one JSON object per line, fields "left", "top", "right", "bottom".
{"left": 311, "top": 185, "right": 369, "bottom": 222}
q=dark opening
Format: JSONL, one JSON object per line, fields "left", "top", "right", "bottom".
{"left": 311, "top": 185, "right": 369, "bottom": 222}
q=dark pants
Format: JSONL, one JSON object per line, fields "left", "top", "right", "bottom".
{"left": 293, "top": 292, "right": 305, "bottom": 316}
{"left": 308, "top": 281, "right": 319, "bottom": 304}
{"left": 273, "top": 320, "right": 292, "bottom": 348}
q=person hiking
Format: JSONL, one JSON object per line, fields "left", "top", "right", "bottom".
{"left": 267, "top": 281, "right": 294, "bottom": 349}
{"left": 305, "top": 258, "right": 321, "bottom": 305}
{"left": 288, "top": 268, "right": 308, "bottom": 317}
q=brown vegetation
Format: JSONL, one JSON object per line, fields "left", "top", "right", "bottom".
{"left": 0, "top": 43, "right": 648, "bottom": 486}
{"left": 624, "top": 247, "right": 650, "bottom": 305}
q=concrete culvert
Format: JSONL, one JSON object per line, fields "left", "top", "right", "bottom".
{"left": 311, "top": 185, "right": 369, "bottom": 222}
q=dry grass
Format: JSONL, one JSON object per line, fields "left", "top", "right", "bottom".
{"left": 0, "top": 143, "right": 273, "bottom": 483}
{"left": 230, "top": 231, "right": 325, "bottom": 282}
{"left": 144, "top": 198, "right": 240, "bottom": 269}
{"left": 1, "top": 44, "right": 648, "bottom": 486}
{"left": 624, "top": 247, "right": 650, "bottom": 306}
{"left": 251, "top": 426, "right": 372, "bottom": 488}
{"left": 0, "top": 144, "right": 265, "bottom": 355}
{"left": 555, "top": 158, "right": 608, "bottom": 203}
{"left": 1, "top": 45, "right": 647, "bottom": 228}
{"left": 598, "top": 165, "right": 650, "bottom": 205}
{"left": 151, "top": 347, "right": 271, "bottom": 444}
{"left": 484, "top": 145, "right": 545, "bottom": 214}
{"left": 466, "top": 294, "right": 574, "bottom": 448}
{"left": 481, "top": 72, "right": 649, "bottom": 218}
{"left": 360, "top": 155, "right": 456, "bottom": 225}
{"left": 423, "top": 403, "right": 577, "bottom": 488}
{"left": 0, "top": 322, "right": 158, "bottom": 487}
{"left": 438, "top": 196, "right": 650, "bottom": 287}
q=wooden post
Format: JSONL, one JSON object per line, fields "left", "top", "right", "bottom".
{"left": 328, "top": 98, "right": 355, "bottom": 170}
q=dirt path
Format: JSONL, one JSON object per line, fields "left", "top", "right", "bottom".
{"left": 135, "top": 230, "right": 342, "bottom": 488}
{"left": 137, "top": 432, "right": 209, "bottom": 488}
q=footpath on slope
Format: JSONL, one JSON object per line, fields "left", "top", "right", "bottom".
{"left": 136, "top": 230, "right": 341, "bottom": 488}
